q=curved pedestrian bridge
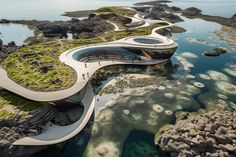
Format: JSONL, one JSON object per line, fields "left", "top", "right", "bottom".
{"left": 13, "top": 83, "right": 95, "bottom": 145}
{"left": 0, "top": 7, "right": 179, "bottom": 146}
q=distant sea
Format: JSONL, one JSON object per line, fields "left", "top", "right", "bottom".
{"left": 0, "top": 0, "right": 146, "bottom": 21}
{"left": 168, "top": 0, "right": 236, "bottom": 18}
{"left": 0, "top": 0, "right": 235, "bottom": 21}
{"left": 0, "top": 0, "right": 235, "bottom": 45}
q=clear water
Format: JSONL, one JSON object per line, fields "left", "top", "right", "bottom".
{"left": 0, "top": 23, "right": 34, "bottom": 45}
{"left": 1, "top": 0, "right": 235, "bottom": 156}
{"left": 0, "top": 0, "right": 147, "bottom": 46}
{"left": 169, "top": 0, "right": 236, "bottom": 17}
{"left": 31, "top": 16, "right": 236, "bottom": 157}
{"left": 1, "top": 0, "right": 235, "bottom": 45}
{"left": 121, "top": 130, "right": 168, "bottom": 157}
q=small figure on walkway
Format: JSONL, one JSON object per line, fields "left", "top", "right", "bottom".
{"left": 82, "top": 73, "right": 85, "bottom": 80}
{"left": 85, "top": 63, "right": 87, "bottom": 68}
{"left": 87, "top": 72, "right": 89, "bottom": 78}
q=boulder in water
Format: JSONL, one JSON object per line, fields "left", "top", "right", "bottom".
{"left": 204, "top": 47, "right": 227, "bottom": 57}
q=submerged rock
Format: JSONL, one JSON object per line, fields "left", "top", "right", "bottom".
{"left": 207, "top": 70, "right": 229, "bottom": 81}
{"left": 215, "top": 81, "right": 236, "bottom": 95}
{"left": 204, "top": 47, "right": 227, "bottom": 57}
{"left": 155, "top": 110, "right": 236, "bottom": 157}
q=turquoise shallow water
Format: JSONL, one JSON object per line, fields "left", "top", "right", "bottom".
{"left": 31, "top": 16, "right": 236, "bottom": 157}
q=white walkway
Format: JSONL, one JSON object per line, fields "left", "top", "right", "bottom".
{"left": 13, "top": 82, "right": 95, "bottom": 145}
{"left": 0, "top": 21, "right": 176, "bottom": 102}
{"left": 0, "top": 7, "right": 179, "bottom": 146}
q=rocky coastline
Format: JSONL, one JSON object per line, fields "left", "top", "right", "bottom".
{"left": 62, "top": 10, "right": 96, "bottom": 18}
{"left": 0, "top": 39, "right": 20, "bottom": 63}
{"left": 0, "top": 12, "right": 129, "bottom": 39}
{"left": 0, "top": 106, "right": 54, "bottom": 157}
{"left": 135, "top": 1, "right": 183, "bottom": 23}
{"left": 155, "top": 110, "right": 236, "bottom": 157}
{"left": 136, "top": 1, "right": 236, "bottom": 28}
{"left": 182, "top": 7, "right": 236, "bottom": 28}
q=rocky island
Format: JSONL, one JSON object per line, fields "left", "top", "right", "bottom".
{"left": 137, "top": 1, "right": 236, "bottom": 28}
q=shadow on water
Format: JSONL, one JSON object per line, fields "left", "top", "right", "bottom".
{"left": 31, "top": 113, "right": 95, "bottom": 157}
{"left": 122, "top": 130, "right": 168, "bottom": 157}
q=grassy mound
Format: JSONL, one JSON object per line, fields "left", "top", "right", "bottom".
{"left": 1, "top": 38, "right": 105, "bottom": 91}
{"left": 1, "top": 41, "right": 77, "bottom": 91}
{"left": 103, "top": 23, "right": 168, "bottom": 41}
{"left": 97, "top": 6, "right": 136, "bottom": 17}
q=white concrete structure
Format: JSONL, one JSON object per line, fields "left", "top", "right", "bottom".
{"left": 13, "top": 83, "right": 95, "bottom": 145}
{"left": 0, "top": 7, "right": 178, "bottom": 146}
{"left": 0, "top": 20, "right": 177, "bottom": 102}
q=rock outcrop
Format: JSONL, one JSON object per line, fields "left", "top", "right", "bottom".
{"left": 0, "top": 40, "right": 20, "bottom": 63}
{"left": 0, "top": 107, "right": 55, "bottom": 157}
{"left": 204, "top": 48, "right": 227, "bottom": 57}
{"left": 182, "top": 7, "right": 202, "bottom": 17}
{"left": 145, "top": 4, "right": 183, "bottom": 23}
{"left": 155, "top": 110, "right": 236, "bottom": 157}
{"left": 193, "top": 14, "right": 236, "bottom": 28}
{"left": 0, "top": 39, "right": 3, "bottom": 51}
{"left": 0, "top": 107, "right": 54, "bottom": 143}
{"left": 2, "top": 12, "right": 128, "bottom": 39}
{"left": 181, "top": 7, "right": 236, "bottom": 28}
{"left": 147, "top": 10, "right": 183, "bottom": 23}
{"left": 137, "top": 1, "right": 236, "bottom": 28}
{"left": 231, "top": 13, "right": 236, "bottom": 22}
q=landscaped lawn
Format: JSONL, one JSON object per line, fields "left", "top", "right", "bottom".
{"left": 97, "top": 6, "right": 137, "bottom": 17}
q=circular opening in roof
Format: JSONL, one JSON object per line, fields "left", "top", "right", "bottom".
{"left": 133, "top": 38, "right": 163, "bottom": 44}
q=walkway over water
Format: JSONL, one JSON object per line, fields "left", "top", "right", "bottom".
{"left": 0, "top": 21, "right": 177, "bottom": 102}
{"left": 0, "top": 6, "right": 178, "bottom": 146}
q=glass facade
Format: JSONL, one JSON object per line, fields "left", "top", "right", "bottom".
{"left": 73, "top": 47, "right": 144, "bottom": 61}
{"left": 72, "top": 45, "right": 177, "bottom": 62}
{"left": 133, "top": 38, "right": 163, "bottom": 44}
